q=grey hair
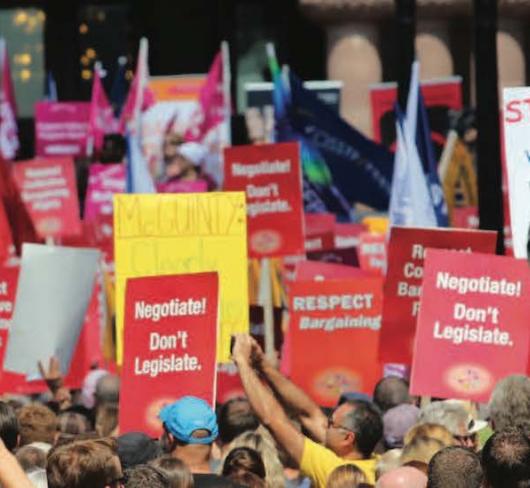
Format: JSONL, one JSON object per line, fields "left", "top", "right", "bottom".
{"left": 488, "top": 375, "right": 530, "bottom": 434}
{"left": 419, "top": 402, "right": 468, "bottom": 436}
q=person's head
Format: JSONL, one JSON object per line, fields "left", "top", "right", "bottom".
{"left": 95, "top": 374, "right": 120, "bottom": 407}
{"left": 376, "top": 449, "right": 403, "bottom": 479}
{"left": 217, "top": 397, "right": 259, "bottom": 446}
{"left": 383, "top": 404, "right": 420, "bottom": 449}
{"left": 124, "top": 464, "right": 169, "bottom": 488}
{"left": 400, "top": 436, "right": 445, "bottom": 465}
{"left": 81, "top": 369, "right": 109, "bottom": 409}
{"left": 376, "top": 466, "right": 428, "bottom": 488}
{"left": 47, "top": 438, "right": 124, "bottom": 488}
{"left": 489, "top": 375, "right": 530, "bottom": 434}
{"left": 150, "top": 456, "right": 193, "bottom": 488}
{"left": 160, "top": 396, "right": 218, "bottom": 460}
{"left": 427, "top": 446, "right": 483, "bottom": 488}
{"left": 0, "top": 401, "right": 19, "bottom": 451}
{"left": 326, "top": 463, "right": 367, "bottom": 488}
{"left": 481, "top": 429, "right": 530, "bottom": 488}
{"left": 419, "top": 401, "right": 483, "bottom": 450}
{"left": 117, "top": 432, "right": 163, "bottom": 469}
{"left": 15, "top": 444, "right": 47, "bottom": 471}
{"left": 222, "top": 447, "right": 266, "bottom": 480}
{"left": 57, "top": 412, "right": 92, "bottom": 436}
{"left": 404, "top": 423, "right": 454, "bottom": 448}
{"left": 373, "top": 376, "right": 411, "bottom": 413}
{"left": 227, "top": 472, "right": 267, "bottom": 488}
{"left": 18, "top": 403, "right": 58, "bottom": 446}
{"left": 96, "top": 403, "right": 119, "bottom": 437}
{"left": 325, "top": 400, "right": 383, "bottom": 458}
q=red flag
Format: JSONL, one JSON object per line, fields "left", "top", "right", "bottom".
{"left": 0, "top": 39, "right": 19, "bottom": 160}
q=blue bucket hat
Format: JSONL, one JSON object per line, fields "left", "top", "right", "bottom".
{"left": 159, "top": 396, "right": 218, "bottom": 445}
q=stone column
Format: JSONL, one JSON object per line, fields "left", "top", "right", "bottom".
{"left": 327, "top": 22, "right": 382, "bottom": 137}
{"left": 416, "top": 20, "right": 454, "bottom": 80}
{"left": 497, "top": 19, "right": 525, "bottom": 92}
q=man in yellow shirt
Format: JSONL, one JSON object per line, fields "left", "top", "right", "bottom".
{"left": 232, "top": 335, "right": 382, "bottom": 486}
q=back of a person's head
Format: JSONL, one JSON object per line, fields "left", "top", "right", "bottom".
{"left": 18, "top": 403, "right": 57, "bottom": 446}
{"left": 376, "top": 449, "right": 403, "bottom": 479}
{"left": 0, "top": 401, "right": 19, "bottom": 451}
{"left": 15, "top": 444, "right": 47, "bottom": 472}
{"left": 481, "top": 429, "right": 530, "bottom": 488}
{"left": 47, "top": 438, "right": 122, "bottom": 488}
{"left": 404, "top": 423, "right": 454, "bottom": 448}
{"left": 419, "top": 402, "right": 468, "bottom": 436}
{"left": 95, "top": 402, "right": 119, "bottom": 437}
{"left": 125, "top": 464, "right": 169, "bottom": 488}
{"left": 228, "top": 471, "right": 267, "bottom": 488}
{"left": 376, "top": 466, "right": 428, "bottom": 488}
{"left": 95, "top": 374, "right": 120, "bottom": 406}
{"left": 222, "top": 446, "right": 266, "bottom": 480}
{"left": 373, "top": 376, "right": 411, "bottom": 413}
{"left": 218, "top": 398, "right": 259, "bottom": 445}
{"left": 57, "top": 412, "right": 91, "bottom": 436}
{"left": 489, "top": 376, "right": 530, "bottom": 434}
{"left": 400, "top": 436, "right": 445, "bottom": 465}
{"left": 326, "top": 463, "right": 367, "bottom": 488}
{"left": 427, "top": 446, "right": 483, "bottom": 488}
{"left": 228, "top": 430, "right": 284, "bottom": 488}
{"left": 342, "top": 400, "right": 383, "bottom": 458}
{"left": 150, "top": 456, "right": 193, "bottom": 488}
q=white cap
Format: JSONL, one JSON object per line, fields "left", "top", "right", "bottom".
{"left": 176, "top": 142, "right": 207, "bottom": 167}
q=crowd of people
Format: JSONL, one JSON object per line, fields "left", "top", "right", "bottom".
{"left": 0, "top": 336, "right": 526, "bottom": 487}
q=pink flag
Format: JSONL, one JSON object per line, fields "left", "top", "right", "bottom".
{"left": 119, "top": 38, "right": 155, "bottom": 133}
{"left": 87, "top": 65, "right": 117, "bottom": 154}
{"left": 0, "top": 39, "right": 19, "bottom": 160}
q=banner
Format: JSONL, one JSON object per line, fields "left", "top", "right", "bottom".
{"left": 84, "top": 164, "right": 126, "bottom": 221}
{"left": 410, "top": 249, "right": 530, "bottom": 402}
{"left": 120, "top": 272, "right": 218, "bottom": 437}
{"left": 289, "top": 278, "right": 383, "bottom": 406}
{"left": 4, "top": 244, "right": 99, "bottom": 380}
{"left": 502, "top": 87, "right": 530, "bottom": 259}
{"left": 357, "top": 233, "right": 387, "bottom": 275}
{"left": 13, "top": 158, "right": 81, "bottom": 239}
{"left": 35, "top": 102, "right": 90, "bottom": 157}
{"left": 114, "top": 192, "right": 248, "bottom": 364}
{"left": 379, "top": 227, "right": 497, "bottom": 364}
{"left": 224, "top": 142, "right": 304, "bottom": 258}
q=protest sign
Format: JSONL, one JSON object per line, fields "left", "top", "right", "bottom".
{"left": 295, "top": 261, "right": 369, "bottom": 281}
{"left": 410, "top": 249, "right": 530, "bottom": 402}
{"left": 120, "top": 272, "right": 218, "bottom": 437}
{"left": 13, "top": 158, "right": 81, "bottom": 239}
{"left": 0, "top": 203, "right": 13, "bottom": 264}
{"left": 0, "top": 266, "right": 18, "bottom": 329}
{"left": 216, "top": 363, "right": 245, "bottom": 404}
{"left": 4, "top": 244, "right": 99, "bottom": 380}
{"left": 289, "top": 278, "right": 383, "bottom": 406}
{"left": 304, "top": 213, "right": 335, "bottom": 252}
{"left": 502, "top": 87, "right": 530, "bottom": 259}
{"left": 114, "top": 192, "right": 248, "bottom": 364}
{"left": 334, "top": 223, "right": 365, "bottom": 249}
{"left": 379, "top": 227, "right": 497, "bottom": 364}
{"left": 224, "top": 142, "right": 304, "bottom": 258}
{"left": 357, "top": 232, "right": 387, "bottom": 275}
{"left": 452, "top": 206, "right": 479, "bottom": 229}
{"left": 84, "top": 164, "right": 126, "bottom": 221}
{"left": 34, "top": 102, "right": 90, "bottom": 157}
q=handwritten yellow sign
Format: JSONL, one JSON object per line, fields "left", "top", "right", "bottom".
{"left": 114, "top": 192, "right": 249, "bottom": 364}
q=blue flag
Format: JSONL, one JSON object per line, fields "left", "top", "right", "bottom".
{"left": 45, "top": 72, "right": 58, "bottom": 102}
{"left": 126, "top": 132, "right": 156, "bottom": 193}
{"left": 110, "top": 57, "right": 128, "bottom": 118}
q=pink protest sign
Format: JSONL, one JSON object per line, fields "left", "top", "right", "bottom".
{"left": 84, "top": 164, "right": 126, "bottom": 220}
{"left": 35, "top": 102, "right": 90, "bottom": 157}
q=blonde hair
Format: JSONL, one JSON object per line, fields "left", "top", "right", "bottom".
{"left": 221, "top": 429, "right": 284, "bottom": 488}
{"left": 404, "top": 422, "right": 455, "bottom": 447}
{"left": 400, "top": 436, "right": 445, "bottom": 465}
{"left": 326, "top": 464, "right": 367, "bottom": 488}
{"left": 376, "top": 448, "right": 402, "bottom": 480}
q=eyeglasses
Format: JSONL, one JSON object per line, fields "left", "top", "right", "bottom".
{"left": 327, "top": 415, "right": 355, "bottom": 434}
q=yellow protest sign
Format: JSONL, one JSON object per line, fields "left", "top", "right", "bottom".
{"left": 114, "top": 192, "right": 249, "bottom": 364}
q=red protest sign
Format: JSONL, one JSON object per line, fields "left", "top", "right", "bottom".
{"left": 379, "top": 227, "right": 497, "bottom": 364}
{"left": 304, "top": 213, "right": 336, "bottom": 252}
{"left": 289, "top": 278, "right": 383, "bottom": 407}
{"left": 334, "top": 223, "right": 365, "bottom": 249}
{"left": 452, "top": 206, "right": 479, "bottom": 229}
{"left": 13, "top": 158, "right": 81, "bottom": 239}
{"left": 120, "top": 272, "right": 218, "bottom": 437}
{"left": 358, "top": 232, "right": 387, "bottom": 276}
{"left": 295, "top": 261, "right": 370, "bottom": 281}
{"left": 224, "top": 142, "right": 304, "bottom": 258}
{"left": 410, "top": 249, "right": 530, "bottom": 402}
{"left": 0, "top": 267, "right": 18, "bottom": 328}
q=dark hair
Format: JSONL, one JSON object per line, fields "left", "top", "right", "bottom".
{"left": 222, "top": 447, "right": 266, "bottom": 480}
{"left": 0, "top": 401, "right": 19, "bottom": 451}
{"left": 373, "top": 376, "right": 410, "bottom": 413}
{"left": 227, "top": 471, "right": 267, "bottom": 488}
{"left": 218, "top": 398, "right": 259, "bottom": 445}
{"left": 150, "top": 456, "right": 193, "bottom": 488}
{"left": 481, "top": 429, "right": 530, "bottom": 488}
{"left": 57, "top": 412, "right": 91, "bottom": 436}
{"left": 125, "top": 464, "right": 170, "bottom": 488}
{"left": 428, "top": 446, "right": 483, "bottom": 488}
{"left": 341, "top": 400, "right": 383, "bottom": 458}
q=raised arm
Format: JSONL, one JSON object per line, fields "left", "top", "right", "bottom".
{"left": 232, "top": 334, "right": 305, "bottom": 464}
{"left": 252, "top": 339, "right": 327, "bottom": 443}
